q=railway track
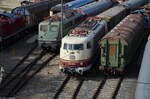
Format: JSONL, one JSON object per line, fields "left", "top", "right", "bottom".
{"left": 0, "top": 37, "right": 143, "bottom": 98}
{"left": 1, "top": 43, "right": 38, "bottom": 83}
{"left": 0, "top": 28, "right": 37, "bottom": 49}
{"left": 0, "top": 46, "right": 57, "bottom": 97}
{"left": 52, "top": 73, "right": 125, "bottom": 99}
{"left": 0, "top": 32, "right": 146, "bottom": 98}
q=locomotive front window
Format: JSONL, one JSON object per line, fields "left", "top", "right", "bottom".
{"left": 73, "top": 44, "right": 83, "bottom": 50}
{"left": 63, "top": 43, "right": 83, "bottom": 50}
{"left": 40, "top": 25, "right": 48, "bottom": 32}
{"left": 50, "top": 25, "right": 58, "bottom": 32}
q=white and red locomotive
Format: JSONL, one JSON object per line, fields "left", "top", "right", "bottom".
{"left": 59, "top": 17, "right": 106, "bottom": 74}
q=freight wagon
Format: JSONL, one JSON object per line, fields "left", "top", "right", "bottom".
{"left": 99, "top": 14, "right": 144, "bottom": 75}
{"left": 99, "top": 3, "right": 150, "bottom": 75}
{"left": 38, "top": 0, "right": 115, "bottom": 52}
{"left": 59, "top": 0, "right": 147, "bottom": 75}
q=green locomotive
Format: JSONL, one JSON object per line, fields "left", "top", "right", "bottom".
{"left": 38, "top": 10, "right": 85, "bottom": 51}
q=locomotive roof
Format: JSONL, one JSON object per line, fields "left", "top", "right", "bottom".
{"left": 43, "top": 10, "right": 81, "bottom": 22}
{"left": 62, "top": 36, "right": 90, "bottom": 44}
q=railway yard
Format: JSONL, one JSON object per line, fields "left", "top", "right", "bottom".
{"left": 0, "top": 34, "right": 142, "bottom": 99}
{"left": 0, "top": 0, "right": 150, "bottom": 99}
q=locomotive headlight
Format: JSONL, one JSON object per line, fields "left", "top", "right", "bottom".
{"left": 80, "top": 62, "right": 84, "bottom": 66}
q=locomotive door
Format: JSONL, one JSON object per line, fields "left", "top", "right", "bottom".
{"left": 100, "top": 39, "right": 120, "bottom": 67}
{"left": 107, "top": 39, "right": 119, "bottom": 67}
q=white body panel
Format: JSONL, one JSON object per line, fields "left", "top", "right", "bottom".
{"left": 60, "top": 20, "right": 106, "bottom": 74}
{"left": 60, "top": 21, "right": 106, "bottom": 61}
{"left": 60, "top": 36, "right": 92, "bottom": 61}
{"left": 135, "top": 38, "right": 150, "bottom": 99}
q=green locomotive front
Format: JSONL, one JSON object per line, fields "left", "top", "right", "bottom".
{"left": 38, "top": 11, "right": 85, "bottom": 51}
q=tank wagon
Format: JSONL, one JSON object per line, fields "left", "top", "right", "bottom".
{"left": 59, "top": 0, "right": 147, "bottom": 75}
{"left": 135, "top": 36, "right": 150, "bottom": 99}
{"left": 38, "top": 0, "right": 115, "bottom": 51}
{"left": 0, "top": 0, "right": 59, "bottom": 46}
{"left": 59, "top": 3, "right": 131, "bottom": 75}
{"left": 51, "top": 0, "right": 94, "bottom": 13}
{"left": 99, "top": 4, "right": 150, "bottom": 75}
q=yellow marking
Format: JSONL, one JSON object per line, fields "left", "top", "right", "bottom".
{"left": 0, "top": 7, "right": 12, "bottom": 12}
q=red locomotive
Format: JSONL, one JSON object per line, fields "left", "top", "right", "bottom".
{"left": 0, "top": 12, "right": 25, "bottom": 37}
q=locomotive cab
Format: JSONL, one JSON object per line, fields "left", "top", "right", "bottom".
{"left": 38, "top": 20, "right": 60, "bottom": 50}
{"left": 60, "top": 36, "right": 93, "bottom": 74}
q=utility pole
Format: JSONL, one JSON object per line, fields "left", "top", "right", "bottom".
{"left": 61, "top": 0, "right": 63, "bottom": 39}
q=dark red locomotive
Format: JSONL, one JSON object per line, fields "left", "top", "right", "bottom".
{"left": 0, "top": 12, "right": 25, "bottom": 37}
